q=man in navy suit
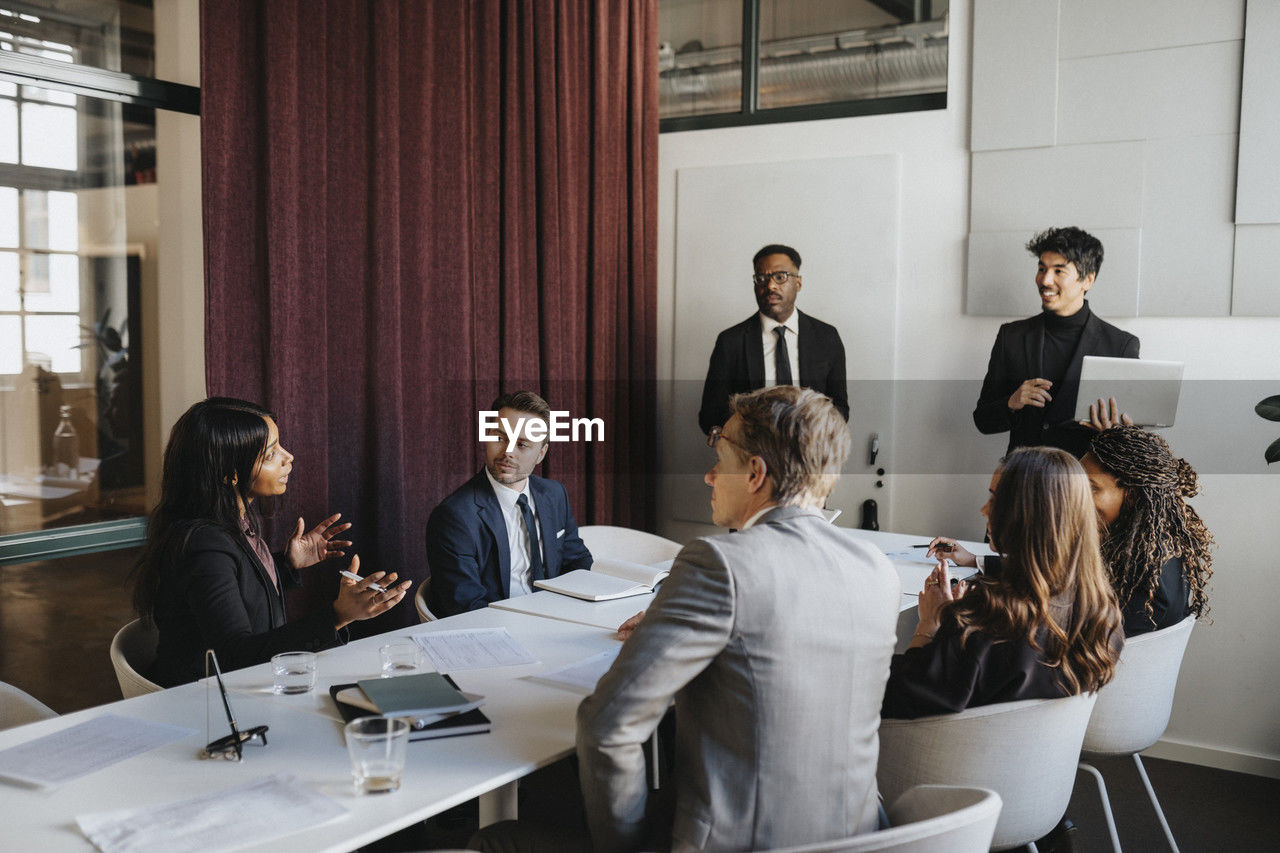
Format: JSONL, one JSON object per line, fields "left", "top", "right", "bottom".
{"left": 427, "top": 391, "right": 593, "bottom": 617}
{"left": 698, "top": 244, "right": 849, "bottom": 434}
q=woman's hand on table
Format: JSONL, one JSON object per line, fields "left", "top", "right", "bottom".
{"left": 286, "top": 512, "right": 353, "bottom": 569}
{"left": 332, "top": 555, "right": 411, "bottom": 629}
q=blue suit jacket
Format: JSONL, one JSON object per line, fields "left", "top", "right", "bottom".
{"left": 426, "top": 471, "right": 593, "bottom": 617}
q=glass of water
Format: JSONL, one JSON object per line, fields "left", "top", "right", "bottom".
{"left": 379, "top": 639, "right": 421, "bottom": 677}
{"left": 271, "top": 651, "right": 317, "bottom": 695}
{"left": 344, "top": 717, "right": 410, "bottom": 794}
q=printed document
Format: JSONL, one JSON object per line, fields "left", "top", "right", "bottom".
{"left": 412, "top": 627, "right": 537, "bottom": 671}
{"left": 0, "top": 714, "right": 195, "bottom": 789}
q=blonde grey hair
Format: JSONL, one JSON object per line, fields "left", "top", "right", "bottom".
{"left": 728, "top": 386, "right": 849, "bottom": 505}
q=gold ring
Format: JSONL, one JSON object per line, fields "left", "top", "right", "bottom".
{"left": 925, "top": 578, "right": 939, "bottom": 587}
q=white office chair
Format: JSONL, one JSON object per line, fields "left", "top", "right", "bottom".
{"left": 578, "top": 525, "right": 682, "bottom": 565}
{"left": 110, "top": 619, "right": 163, "bottom": 698}
{"left": 767, "top": 785, "right": 1002, "bottom": 853}
{"left": 415, "top": 577, "right": 437, "bottom": 622}
{"left": 1078, "top": 615, "right": 1196, "bottom": 853}
{"left": 0, "top": 681, "right": 57, "bottom": 730}
{"left": 877, "top": 693, "right": 1097, "bottom": 852}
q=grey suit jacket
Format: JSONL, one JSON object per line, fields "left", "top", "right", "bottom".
{"left": 576, "top": 506, "right": 901, "bottom": 852}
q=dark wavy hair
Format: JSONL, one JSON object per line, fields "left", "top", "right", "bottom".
{"left": 942, "top": 448, "right": 1122, "bottom": 694}
{"left": 131, "top": 397, "right": 276, "bottom": 622}
{"left": 1087, "top": 426, "right": 1213, "bottom": 623}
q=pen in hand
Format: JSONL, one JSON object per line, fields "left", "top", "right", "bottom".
{"left": 340, "top": 569, "right": 387, "bottom": 594}
{"left": 913, "top": 543, "right": 954, "bottom": 552}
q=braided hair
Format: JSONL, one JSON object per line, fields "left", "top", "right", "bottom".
{"left": 1087, "top": 427, "right": 1213, "bottom": 623}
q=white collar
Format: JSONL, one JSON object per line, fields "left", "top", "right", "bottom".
{"left": 759, "top": 311, "right": 799, "bottom": 336}
{"left": 740, "top": 504, "right": 778, "bottom": 531}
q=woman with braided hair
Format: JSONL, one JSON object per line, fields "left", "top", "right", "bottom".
{"left": 1080, "top": 425, "right": 1213, "bottom": 635}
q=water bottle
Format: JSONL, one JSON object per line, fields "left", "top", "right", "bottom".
{"left": 53, "top": 404, "right": 79, "bottom": 477}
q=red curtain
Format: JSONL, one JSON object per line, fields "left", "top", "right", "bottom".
{"left": 201, "top": 1, "right": 657, "bottom": 634}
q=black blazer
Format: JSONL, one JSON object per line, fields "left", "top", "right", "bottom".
{"left": 973, "top": 307, "right": 1139, "bottom": 456}
{"left": 698, "top": 311, "right": 849, "bottom": 434}
{"left": 148, "top": 524, "right": 344, "bottom": 687}
{"left": 426, "top": 471, "right": 594, "bottom": 618}
{"left": 880, "top": 595, "right": 1120, "bottom": 719}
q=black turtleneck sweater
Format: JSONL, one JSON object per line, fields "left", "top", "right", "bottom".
{"left": 1041, "top": 301, "right": 1091, "bottom": 392}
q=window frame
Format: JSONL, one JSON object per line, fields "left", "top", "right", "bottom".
{"left": 0, "top": 14, "right": 198, "bottom": 565}
{"left": 659, "top": 0, "right": 947, "bottom": 133}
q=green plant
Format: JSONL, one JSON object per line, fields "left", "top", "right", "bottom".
{"left": 1257, "top": 395, "right": 1280, "bottom": 464}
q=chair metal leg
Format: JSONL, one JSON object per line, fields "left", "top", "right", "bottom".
{"left": 1078, "top": 761, "right": 1122, "bottom": 852}
{"left": 1133, "top": 754, "right": 1179, "bottom": 852}
{"left": 1026, "top": 841, "right": 1038, "bottom": 853}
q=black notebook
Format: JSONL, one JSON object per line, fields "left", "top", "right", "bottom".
{"left": 329, "top": 675, "right": 491, "bottom": 741}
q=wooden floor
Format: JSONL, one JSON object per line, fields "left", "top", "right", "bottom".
{"left": 2, "top": 549, "right": 1277, "bottom": 851}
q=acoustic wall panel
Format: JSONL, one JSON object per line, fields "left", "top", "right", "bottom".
{"left": 1058, "top": 42, "right": 1242, "bottom": 145}
{"left": 1058, "top": 0, "right": 1244, "bottom": 59}
{"left": 970, "top": 142, "right": 1144, "bottom": 234}
{"left": 1139, "top": 135, "right": 1237, "bottom": 316}
{"left": 1236, "top": 0, "right": 1280, "bottom": 224}
{"left": 971, "top": 0, "right": 1059, "bottom": 152}
{"left": 1231, "top": 226, "right": 1280, "bottom": 316}
{"left": 966, "top": 229, "right": 1140, "bottom": 317}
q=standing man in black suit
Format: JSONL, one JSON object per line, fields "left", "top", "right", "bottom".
{"left": 426, "top": 391, "right": 593, "bottom": 617}
{"left": 698, "top": 244, "right": 849, "bottom": 434}
{"left": 974, "top": 227, "right": 1140, "bottom": 457}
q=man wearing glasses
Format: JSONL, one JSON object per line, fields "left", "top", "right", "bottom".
{"left": 577, "top": 387, "right": 899, "bottom": 851}
{"left": 697, "top": 244, "right": 850, "bottom": 435}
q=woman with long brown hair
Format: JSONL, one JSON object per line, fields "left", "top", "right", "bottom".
{"left": 882, "top": 447, "right": 1123, "bottom": 718}
{"left": 1082, "top": 425, "right": 1213, "bottom": 635}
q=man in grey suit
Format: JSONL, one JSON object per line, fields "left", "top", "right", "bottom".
{"left": 578, "top": 386, "right": 901, "bottom": 852}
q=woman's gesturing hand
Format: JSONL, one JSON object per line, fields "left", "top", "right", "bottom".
{"left": 286, "top": 513, "right": 353, "bottom": 569}
{"left": 332, "top": 555, "right": 411, "bottom": 629}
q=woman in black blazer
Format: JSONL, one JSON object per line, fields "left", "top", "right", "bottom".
{"left": 882, "top": 448, "right": 1123, "bottom": 719}
{"left": 133, "top": 398, "right": 410, "bottom": 687}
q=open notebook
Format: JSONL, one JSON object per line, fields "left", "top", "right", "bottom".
{"left": 534, "top": 557, "right": 674, "bottom": 601}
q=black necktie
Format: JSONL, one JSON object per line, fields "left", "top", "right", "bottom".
{"left": 774, "top": 326, "right": 793, "bottom": 385}
{"left": 516, "top": 493, "right": 545, "bottom": 581}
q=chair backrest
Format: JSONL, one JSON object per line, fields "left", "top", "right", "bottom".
{"left": 109, "top": 619, "right": 162, "bottom": 698}
{"left": 0, "top": 681, "right": 57, "bottom": 730}
{"left": 415, "top": 578, "right": 436, "bottom": 622}
{"left": 1083, "top": 614, "right": 1195, "bottom": 756}
{"left": 767, "top": 785, "right": 1001, "bottom": 853}
{"left": 578, "top": 525, "right": 682, "bottom": 565}
{"left": 877, "top": 693, "right": 1097, "bottom": 851}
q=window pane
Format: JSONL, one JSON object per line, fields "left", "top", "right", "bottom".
{"left": 24, "top": 313, "right": 81, "bottom": 373}
{"left": 756, "top": 0, "right": 949, "bottom": 111}
{"left": 23, "top": 254, "right": 79, "bottom": 312}
{"left": 45, "top": 191, "right": 78, "bottom": 252}
{"left": 0, "top": 99, "right": 16, "bottom": 163}
{"left": 21, "top": 102, "right": 77, "bottom": 170}
{"left": 0, "top": 186, "right": 17, "bottom": 246}
{"left": 0, "top": 250, "right": 18, "bottom": 310}
{"left": 0, "top": 315, "right": 20, "bottom": 373}
{"left": 0, "top": 80, "right": 16, "bottom": 96}
{"left": 0, "top": 1, "right": 156, "bottom": 79}
{"left": 21, "top": 85, "right": 76, "bottom": 106}
{"left": 659, "top": 0, "right": 743, "bottom": 119}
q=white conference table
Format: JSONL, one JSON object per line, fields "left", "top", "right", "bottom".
{"left": 0, "top": 525, "right": 988, "bottom": 851}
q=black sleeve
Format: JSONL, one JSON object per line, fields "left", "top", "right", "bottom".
{"left": 973, "top": 327, "right": 1017, "bottom": 435}
{"left": 1121, "top": 556, "right": 1189, "bottom": 636}
{"left": 1122, "top": 333, "right": 1140, "bottom": 359}
{"left": 698, "top": 331, "right": 734, "bottom": 435}
{"left": 425, "top": 501, "right": 492, "bottom": 617}
{"left": 181, "top": 544, "right": 342, "bottom": 673}
{"left": 881, "top": 621, "right": 987, "bottom": 719}
{"left": 825, "top": 328, "right": 850, "bottom": 421}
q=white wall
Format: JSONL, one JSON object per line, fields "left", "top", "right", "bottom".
{"left": 656, "top": 0, "right": 1280, "bottom": 776}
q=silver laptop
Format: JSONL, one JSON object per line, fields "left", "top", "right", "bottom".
{"left": 1073, "top": 356, "right": 1184, "bottom": 428}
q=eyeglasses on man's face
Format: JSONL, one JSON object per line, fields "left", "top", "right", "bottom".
{"left": 707, "top": 425, "right": 748, "bottom": 454}
{"left": 752, "top": 270, "right": 800, "bottom": 287}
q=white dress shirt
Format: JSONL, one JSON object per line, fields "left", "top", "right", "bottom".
{"left": 760, "top": 312, "right": 799, "bottom": 386}
{"left": 484, "top": 467, "right": 543, "bottom": 597}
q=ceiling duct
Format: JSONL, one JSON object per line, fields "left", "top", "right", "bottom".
{"left": 661, "top": 39, "right": 947, "bottom": 114}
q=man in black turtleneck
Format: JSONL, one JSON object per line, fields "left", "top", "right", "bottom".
{"left": 973, "top": 226, "right": 1140, "bottom": 457}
